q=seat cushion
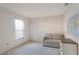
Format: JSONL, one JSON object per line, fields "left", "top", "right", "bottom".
{"left": 43, "top": 39, "right": 61, "bottom": 48}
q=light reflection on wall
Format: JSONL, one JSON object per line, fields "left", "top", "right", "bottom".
{"left": 67, "top": 14, "right": 79, "bottom": 37}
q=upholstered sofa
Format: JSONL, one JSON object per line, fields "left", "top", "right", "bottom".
{"left": 43, "top": 34, "right": 64, "bottom": 48}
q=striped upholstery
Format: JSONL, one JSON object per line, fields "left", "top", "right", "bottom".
{"left": 43, "top": 34, "right": 63, "bottom": 48}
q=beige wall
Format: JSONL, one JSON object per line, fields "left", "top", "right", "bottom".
{"left": 30, "top": 16, "right": 64, "bottom": 42}
{"left": 0, "top": 7, "right": 30, "bottom": 54}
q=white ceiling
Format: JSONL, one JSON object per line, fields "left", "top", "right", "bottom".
{"left": 0, "top": 3, "right": 68, "bottom": 18}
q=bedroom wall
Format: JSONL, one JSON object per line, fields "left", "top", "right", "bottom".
{"left": 0, "top": 7, "right": 30, "bottom": 54}
{"left": 30, "top": 16, "right": 64, "bottom": 42}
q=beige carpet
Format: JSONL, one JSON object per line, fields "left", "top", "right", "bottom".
{"left": 5, "top": 42, "right": 60, "bottom": 55}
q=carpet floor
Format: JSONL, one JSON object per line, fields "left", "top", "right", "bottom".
{"left": 6, "top": 42, "right": 60, "bottom": 55}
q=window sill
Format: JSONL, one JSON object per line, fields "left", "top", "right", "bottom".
{"left": 16, "top": 38, "right": 24, "bottom": 40}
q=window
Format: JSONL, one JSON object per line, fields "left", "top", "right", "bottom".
{"left": 15, "top": 19, "right": 24, "bottom": 40}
